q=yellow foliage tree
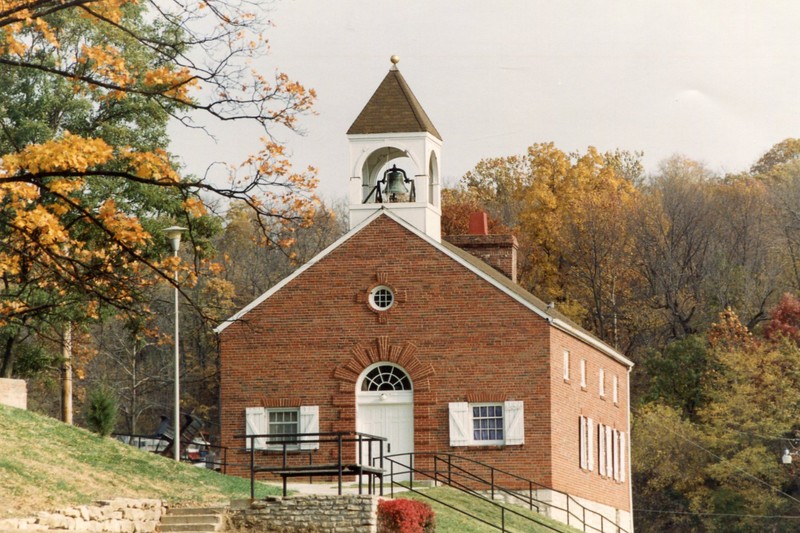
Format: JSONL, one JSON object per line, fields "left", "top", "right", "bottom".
{"left": 459, "top": 143, "right": 642, "bottom": 347}
{"left": 0, "top": 0, "right": 318, "bottom": 377}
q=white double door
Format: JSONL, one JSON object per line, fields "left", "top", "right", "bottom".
{"left": 356, "top": 391, "right": 414, "bottom": 481}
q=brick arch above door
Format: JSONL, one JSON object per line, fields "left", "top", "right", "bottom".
{"left": 333, "top": 336, "right": 434, "bottom": 393}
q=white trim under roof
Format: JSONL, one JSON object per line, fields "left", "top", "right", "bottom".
{"left": 214, "top": 209, "right": 633, "bottom": 368}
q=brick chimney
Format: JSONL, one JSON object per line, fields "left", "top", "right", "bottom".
{"left": 445, "top": 212, "right": 518, "bottom": 283}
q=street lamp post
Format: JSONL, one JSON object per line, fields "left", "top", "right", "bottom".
{"left": 164, "top": 226, "right": 187, "bottom": 462}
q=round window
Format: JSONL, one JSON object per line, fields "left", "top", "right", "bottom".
{"left": 369, "top": 285, "right": 394, "bottom": 311}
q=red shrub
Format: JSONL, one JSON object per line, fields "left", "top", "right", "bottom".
{"left": 377, "top": 498, "right": 435, "bottom": 533}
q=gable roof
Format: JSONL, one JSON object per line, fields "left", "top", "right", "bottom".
{"left": 347, "top": 66, "right": 442, "bottom": 140}
{"left": 214, "top": 209, "right": 632, "bottom": 368}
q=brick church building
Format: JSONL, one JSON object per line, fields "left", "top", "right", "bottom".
{"left": 216, "top": 57, "right": 634, "bottom": 531}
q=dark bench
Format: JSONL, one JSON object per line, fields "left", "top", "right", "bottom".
{"left": 238, "top": 431, "right": 388, "bottom": 497}
{"left": 255, "top": 463, "right": 384, "bottom": 496}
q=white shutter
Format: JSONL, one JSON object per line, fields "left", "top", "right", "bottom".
{"left": 613, "top": 429, "right": 620, "bottom": 481}
{"left": 504, "top": 401, "right": 524, "bottom": 445}
{"left": 605, "top": 425, "right": 614, "bottom": 479}
{"left": 619, "top": 432, "right": 627, "bottom": 483}
{"left": 579, "top": 417, "right": 587, "bottom": 470}
{"left": 598, "top": 423, "right": 606, "bottom": 477}
{"left": 448, "top": 402, "right": 470, "bottom": 446}
{"left": 245, "top": 407, "right": 267, "bottom": 450}
{"left": 587, "top": 418, "right": 594, "bottom": 472}
{"left": 299, "top": 405, "right": 320, "bottom": 450}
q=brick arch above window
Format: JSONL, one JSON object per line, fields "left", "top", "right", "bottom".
{"left": 332, "top": 336, "right": 434, "bottom": 393}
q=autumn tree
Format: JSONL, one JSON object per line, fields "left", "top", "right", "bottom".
{"left": 630, "top": 156, "right": 719, "bottom": 341}
{"left": 440, "top": 188, "right": 508, "bottom": 237}
{"left": 0, "top": 0, "right": 318, "bottom": 377}
{"left": 458, "top": 143, "right": 642, "bottom": 346}
{"left": 634, "top": 308, "right": 800, "bottom": 532}
{"left": 751, "top": 138, "right": 800, "bottom": 175}
{"left": 216, "top": 202, "right": 347, "bottom": 307}
{"left": 763, "top": 293, "right": 800, "bottom": 344}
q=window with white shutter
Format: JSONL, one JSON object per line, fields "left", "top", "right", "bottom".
{"left": 448, "top": 402, "right": 470, "bottom": 446}
{"left": 613, "top": 429, "right": 621, "bottom": 481}
{"left": 299, "top": 405, "right": 320, "bottom": 450}
{"left": 598, "top": 423, "right": 606, "bottom": 477}
{"left": 245, "top": 405, "right": 319, "bottom": 450}
{"left": 605, "top": 425, "right": 613, "bottom": 477}
{"left": 579, "top": 416, "right": 594, "bottom": 471}
{"left": 599, "top": 368, "right": 606, "bottom": 398}
{"left": 449, "top": 401, "right": 525, "bottom": 446}
{"left": 580, "top": 360, "right": 587, "bottom": 389}
{"left": 504, "top": 401, "right": 525, "bottom": 445}
{"left": 596, "top": 422, "right": 626, "bottom": 483}
{"left": 245, "top": 407, "right": 268, "bottom": 450}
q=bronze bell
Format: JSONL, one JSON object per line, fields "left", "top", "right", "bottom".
{"left": 384, "top": 165, "right": 409, "bottom": 198}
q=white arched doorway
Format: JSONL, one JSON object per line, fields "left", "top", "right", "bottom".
{"left": 356, "top": 363, "right": 414, "bottom": 480}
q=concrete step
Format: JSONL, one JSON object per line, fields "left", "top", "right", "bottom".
{"left": 160, "top": 524, "right": 220, "bottom": 533}
{"left": 166, "top": 507, "right": 226, "bottom": 516}
{"left": 160, "top": 507, "right": 225, "bottom": 533}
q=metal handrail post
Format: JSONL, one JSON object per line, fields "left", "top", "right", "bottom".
{"left": 337, "top": 434, "right": 343, "bottom": 495}
{"left": 410, "top": 454, "right": 414, "bottom": 489}
{"left": 529, "top": 480, "right": 533, "bottom": 510}
{"left": 448, "top": 454, "right": 452, "bottom": 486}
{"left": 491, "top": 468, "right": 495, "bottom": 500}
{"left": 379, "top": 440, "right": 384, "bottom": 496}
{"left": 249, "top": 437, "right": 255, "bottom": 499}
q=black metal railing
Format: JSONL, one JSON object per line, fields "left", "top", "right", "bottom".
{"left": 236, "top": 431, "right": 387, "bottom": 498}
{"left": 377, "top": 452, "right": 628, "bottom": 533}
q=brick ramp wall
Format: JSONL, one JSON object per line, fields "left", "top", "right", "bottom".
{"left": 228, "top": 495, "right": 377, "bottom": 533}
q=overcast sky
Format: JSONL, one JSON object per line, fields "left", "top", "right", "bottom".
{"left": 171, "top": 1, "right": 800, "bottom": 201}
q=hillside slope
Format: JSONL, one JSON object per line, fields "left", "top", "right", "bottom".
{"left": 0, "top": 404, "right": 275, "bottom": 518}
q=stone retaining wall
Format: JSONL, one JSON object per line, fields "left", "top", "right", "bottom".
{"left": 228, "top": 495, "right": 378, "bottom": 533}
{"left": 0, "top": 378, "right": 27, "bottom": 409}
{"left": 0, "top": 498, "right": 164, "bottom": 532}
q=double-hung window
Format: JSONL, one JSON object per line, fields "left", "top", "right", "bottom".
{"left": 448, "top": 401, "right": 524, "bottom": 446}
{"left": 472, "top": 404, "right": 505, "bottom": 444}
{"left": 268, "top": 409, "right": 299, "bottom": 445}
{"left": 245, "top": 405, "right": 319, "bottom": 450}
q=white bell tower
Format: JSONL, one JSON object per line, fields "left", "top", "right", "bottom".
{"left": 347, "top": 56, "right": 443, "bottom": 241}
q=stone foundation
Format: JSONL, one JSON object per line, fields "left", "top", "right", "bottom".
{"left": 228, "top": 495, "right": 378, "bottom": 533}
{"left": 0, "top": 378, "right": 27, "bottom": 410}
{"left": 0, "top": 498, "right": 164, "bottom": 532}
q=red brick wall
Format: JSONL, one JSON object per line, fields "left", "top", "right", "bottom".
{"left": 219, "top": 214, "right": 629, "bottom": 511}
{"left": 549, "top": 329, "right": 631, "bottom": 510}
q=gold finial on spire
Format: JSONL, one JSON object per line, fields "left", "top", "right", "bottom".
{"left": 390, "top": 55, "right": 400, "bottom": 69}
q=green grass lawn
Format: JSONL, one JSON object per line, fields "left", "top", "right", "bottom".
{"left": 1, "top": 403, "right": 586, "bottom": 532}
{"left": 396, "top": 486, "right": 583, "bottom": 533}
{"left": 0, "top": 404, "right": 281, "bottom": 518}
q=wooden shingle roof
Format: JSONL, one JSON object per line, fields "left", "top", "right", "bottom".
{"left": 347, "top": 65, "right": 442, "bottom": 140}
